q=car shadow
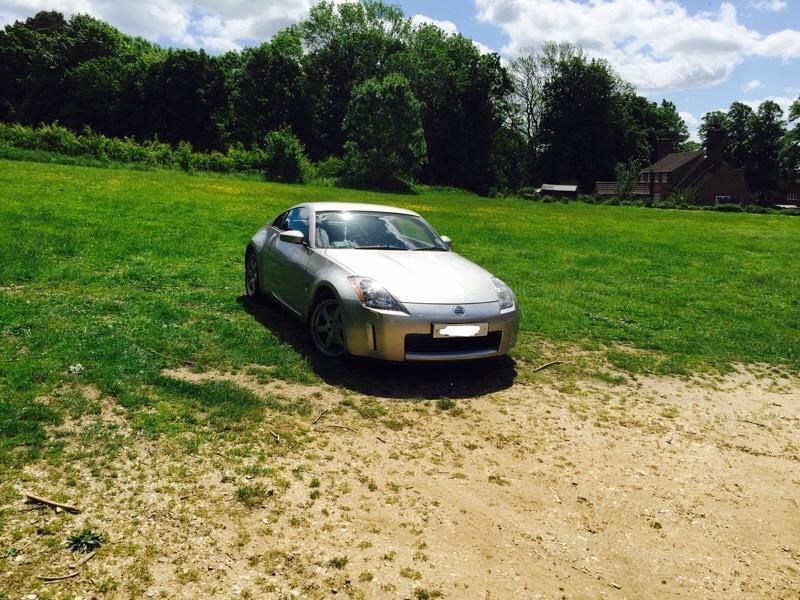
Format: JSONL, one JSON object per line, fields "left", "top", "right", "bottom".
{"left": 237, "top": 296, "right": 517, "bottom": 399}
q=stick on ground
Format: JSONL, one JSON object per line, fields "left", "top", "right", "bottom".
{"left": 533, "top": 360, "right": 564, "bottom": 373}
{"left": 571, "top": 564, "right": 622, "bottom": 590}
{"left": 326, "top": 424, "right": 358, "bottom": 433}
{"left": 23, "top": 493, "right": 81, "bottom": 514}
{"left": 37, "top": 571, "right": 80, "bottom": 583}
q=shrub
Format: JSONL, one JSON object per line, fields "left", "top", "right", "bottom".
{"left": 262, "top": 127, "right": 311, "bottom": 183}
{"left": 714, "top": 203, "right": 743, "bottom": 212}
{"left": 315, "top": 156, "right": 344, "bottom": 179}
{"left": 342, "top": 74, "right": 426, "bottom": 190}
{"left": 177, "top": 141, "right": 193, "bottom": 172}
{"left": 668, "top": 187, "right": 698, "bottom": 207}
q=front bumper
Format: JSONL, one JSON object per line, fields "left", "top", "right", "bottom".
{"left": 340, "top": 299, "right": 519, "bottom": 362}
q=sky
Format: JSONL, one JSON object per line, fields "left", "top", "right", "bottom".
{"left": 1, "top": 0, "right": 799, "bottom": 140}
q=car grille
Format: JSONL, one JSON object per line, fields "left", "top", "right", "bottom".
{"left": 404, "top": 331, "right": 502, "bottom": 354}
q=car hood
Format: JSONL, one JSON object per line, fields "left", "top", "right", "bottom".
{"left": 325, "top": 250, "right": 499, "bottom": 304}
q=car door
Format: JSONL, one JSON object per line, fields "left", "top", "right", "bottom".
{"left": 265, "top": 206, "right": 313, "bottom": 312}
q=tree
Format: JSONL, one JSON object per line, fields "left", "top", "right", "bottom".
{"left": 699, "top": 111, "right": 730, "bottom": 149}
{"left": 398, "top": 25, "right": 511, "bottom": 194}
{"left": 341, "top": 74, "right": 426, "bottom": 190}
{"left": 726, "top": 102, "right": 755, "bottom": 168}
{"left": 654, "top": 100, "right": 690, "bottom": 151}
{"left": 299, "top": 1, "right": 409, "bottom": 159}
{"left": 508, "top": 42, "right": 584, "bottom": 182}
{"left": 538, "top": 56, "right": 620, "bottom": 191}
{"left": 230, "top": 31, "right": 308, "bottom": 146}
{"left": 749, "top": 100, "right": 785, "bottom": 197}
{"left": 142, "top": 49, "right": 227, "bottom": 149}
{"left": 615, "top": 159, "right": 641, "bottom": 199}
{"left": 779, "top": 97, "right": 800, "bottom": 183}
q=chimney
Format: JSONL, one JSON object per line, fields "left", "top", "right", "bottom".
{"left": 656, "top": 138, "right": 673, "bottom": 160}
{"left": 707, "top": 129, "right": 725, "bottom": 165}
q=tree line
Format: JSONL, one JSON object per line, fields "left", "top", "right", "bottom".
{"left": 1, "top": 2, "right": 797, "bottom": 194}
{"left": 700, "top": 101, "right": 800, "bottom": 198}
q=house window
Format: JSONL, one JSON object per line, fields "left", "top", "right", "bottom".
{"left": 715, "top": 195, "right": 732, "bottom": 204}
{"left": 788, "top": 192, "right": 799, "bottom": 202}
{"left": 663, "top": 173, "right": 668, "bottom": 183}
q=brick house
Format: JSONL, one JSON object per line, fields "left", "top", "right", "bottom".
{"left": 596, "top": 131, "right": 751, "bottom": 204}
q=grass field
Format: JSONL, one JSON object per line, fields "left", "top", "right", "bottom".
{"left": 2, "top": 159, "right": 800, "bottom": 598}
{"left": 1, "top": 158, "right": 799, "bottom": 476}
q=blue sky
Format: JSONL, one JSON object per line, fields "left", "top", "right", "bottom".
{"left": 1, "top": 0, "right": 798, "bottom": 138}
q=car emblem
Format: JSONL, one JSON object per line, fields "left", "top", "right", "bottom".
{"left": 453, "top": 306, "right": 466, "bottom": 316}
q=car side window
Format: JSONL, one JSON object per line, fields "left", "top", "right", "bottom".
{"left": 285, "top": 207, "right": 310, "bottom": 243}
{"left": 273, "top": 211, "right": 289, "bottom": 230}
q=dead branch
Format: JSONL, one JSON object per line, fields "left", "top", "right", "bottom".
{"left": 23, "top": 493, "right": 81, "bottom": 514}
{"left": 376, "top": 436, "right": 387, "bottom": 444}
{"left": 313, "top": 409, "right": 330, "bottom": 425}
{"left": 571, "top": 564, "right": 622, "bottom": 590}
{"left": 533, "top": 360, "right": 564, "bottom": 373}
{"left": 741, "top": 419, "right": 767, "bottom": 428}
{"left": 326, "top": 424, "right": 357, "bottom": 433}
{"left": 69, "top": 551, "right": 96, "bottom": 570}
{"left": 37, "top": 571, "right": 80, "bottom": 583}
{"left": 547, "top": 486, "right": 562, "bottom": 504}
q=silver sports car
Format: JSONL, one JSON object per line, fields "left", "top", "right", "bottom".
{"left": 244, "top": 202, "right": 518, "bottom": 361}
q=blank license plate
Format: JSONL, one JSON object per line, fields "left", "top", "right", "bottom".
{"left": 433, "top": 323, "right": 488, "bottom": 338}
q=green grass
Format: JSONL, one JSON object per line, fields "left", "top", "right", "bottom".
{"left": 1, "top": 159, "right": 799, "bottom": 474}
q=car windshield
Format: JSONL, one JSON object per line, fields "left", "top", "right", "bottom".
{"left": 315, "top": 211, "right": 448, "bottom": 251}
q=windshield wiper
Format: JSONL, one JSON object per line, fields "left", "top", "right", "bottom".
{"left": 354, "top": 245, "right": 405, "bottom": 250}
{"left": 411, "top": 245, "right": 447, "bottom": 251}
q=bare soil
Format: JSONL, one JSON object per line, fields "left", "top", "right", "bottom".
{"left": 2, "top": 363, "right": 799, "bottom": 599}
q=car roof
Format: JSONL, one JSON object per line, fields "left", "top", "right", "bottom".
{"left": 295, "top": 202, "right": 420, "bottom": 217}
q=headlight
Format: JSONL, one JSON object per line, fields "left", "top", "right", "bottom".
{"left": 347, "top": 276, "right": 403, "bottom": 312}
{"left": 491, "top": 277, "right": 515, "bottom": 310}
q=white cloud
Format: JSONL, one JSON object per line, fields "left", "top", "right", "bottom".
{"left": 474, "top": 0, "right": 800, "bottom": 93}
{"left": 749, "top": 0, "right": 787, "bottom": 11}
{"left": 473, "top": 40, "right": 494, "bottom": 55}
{"left": 743, "top": 79, "right": 762, "bottom": 92}
{"left": 740, "top": 96, "right": 796, "bottom": 118}
{"left": 410, "top": 14, "right": 494, "bottom": 54}
{"left": 411, "top": 14, "right": 458, "bottom": 36}
{"left": 680, "top": 111, "right": 700, "bottom": 142}
{"left": 0, "top": 0, "right": 322, "bottom": 49}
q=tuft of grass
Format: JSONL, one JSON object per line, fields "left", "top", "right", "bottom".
{"left": 235, "top": 483, "right": 269, "bottom": 508}
{"left": 66, "top": 527, "right": 105, "bottom": 553}
{"left": 436, "top": 398, "right": 455, "bottom": 411}
{"left": 328, "top": 555, "right": 348, "bottom": 569}
{"left": 359, "top": 570, "right": 374, "bottom": 582}
{"left": 414, "top": 589, "right": 443, "bottom": 599}
{"left": 488, "top": 474, "right": 510, "bottom": 486}
{"left": 400, "top": 567, "right": 422, "bottom": 580}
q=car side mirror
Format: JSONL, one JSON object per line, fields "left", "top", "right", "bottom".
{"left": 280, "top": 230, "right": 305, "bottom": 245}
{"left": 440, "top": 235, "right": 452, "bottom": 247}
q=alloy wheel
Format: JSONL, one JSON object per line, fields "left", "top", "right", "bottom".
{"left": 310, "top": 298, "right": 346, "bottom": 357}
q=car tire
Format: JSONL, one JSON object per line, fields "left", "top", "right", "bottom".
{"left": 244, "top": 248, "right": 263, "bottom": 300}
{"left": 309, "top": 296, "right": 347, "bottom": 358}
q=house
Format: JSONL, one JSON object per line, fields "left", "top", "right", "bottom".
{"left": 596, "top": 131, "right": 750, "bottom": 204}
{"left": 773, "top": 181, "right": 800, "bottom": 208}
{"left": 536, "top": 184, "right": 578, "bottom": 198}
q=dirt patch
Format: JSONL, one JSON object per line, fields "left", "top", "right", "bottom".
{"left": 2, "top": 365, "right": 799, "bottom": 598}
